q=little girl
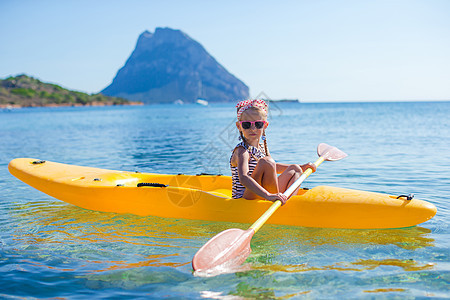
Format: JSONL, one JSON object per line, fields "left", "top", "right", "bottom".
{"left": 230, "top": 99, "right": 316, "bottom": 205}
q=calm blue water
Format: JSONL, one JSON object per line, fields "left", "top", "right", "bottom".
{"left": 1, "top": 102, "right": 449, "bottom": 299}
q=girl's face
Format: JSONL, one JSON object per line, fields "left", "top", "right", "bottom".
{"left": 236, "top": 108, "right": 268, "bottom": 144}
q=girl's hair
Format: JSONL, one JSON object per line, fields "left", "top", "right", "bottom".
{"left": 236, "top": 105, "right": 270, "bottom": 157}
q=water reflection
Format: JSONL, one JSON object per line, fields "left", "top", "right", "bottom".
{"left": 9, "top": 199, "right": 436, "bottom": 276}
{"left": 88, "top": 254, "right": 190, "bottom": 273}
{"left": 4, "top": 192, "right": 442, "bottom": 298}
{"left": 11, "top": 200, "right": 435, "bottom": 249}
{"left": 8, "top": 200, "right": 198, "bottom": 273}
{"left": 253, "top": 224, "right": 434, "bottom": 251}
{"left": 248, "top": 258, "right": 435, "bottom": 273}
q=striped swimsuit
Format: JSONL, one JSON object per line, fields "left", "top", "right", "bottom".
{"left": 230, "top": 141, "right": 266, "bottom": 199}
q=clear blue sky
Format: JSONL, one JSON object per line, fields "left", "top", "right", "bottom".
{"left": 1, "top": 0, "right": 449, "bottom": 102}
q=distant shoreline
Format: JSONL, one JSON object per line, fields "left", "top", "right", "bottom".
{"left": 0, "top": 101, "right": 143, "bottom": 109}
{"left": 1, "top": 75, "right": 143, "bottom": 109}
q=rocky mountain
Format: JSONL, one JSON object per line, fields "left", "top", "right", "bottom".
{"left": 101, "top": 28, "right": 249, "bottom": 103}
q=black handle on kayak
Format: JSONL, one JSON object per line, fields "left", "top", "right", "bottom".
{"left": 396, "top": 194, "right": 414, "bottom": 201}
{"left": 137, "top": 183, "right": 168, "bottom": 188}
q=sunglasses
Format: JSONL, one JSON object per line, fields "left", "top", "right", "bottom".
{"left": 239, "top": 120, "right": 266, "bottom": 129}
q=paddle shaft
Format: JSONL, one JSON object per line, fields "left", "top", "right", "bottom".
{"left": 249, "top": 156, "right": 325, "bottom": 233}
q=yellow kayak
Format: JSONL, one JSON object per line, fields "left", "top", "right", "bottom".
{"left": 8, "top": 158, "right": 436, "bottom": 229}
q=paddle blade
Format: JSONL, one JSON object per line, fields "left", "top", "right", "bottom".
{"left": 192, "top": 228, "right": 255, "bottom": 272}
{"left": 317, "top": 143, "right": 348, "bottom": 161}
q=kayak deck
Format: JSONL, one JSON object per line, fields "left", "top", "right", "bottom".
{"left": 8, "top": 158, "right": 437, "bottom": 229}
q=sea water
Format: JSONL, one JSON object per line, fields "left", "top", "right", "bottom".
{"left": 0, "top": 102, "right": 449, "bottom": 299}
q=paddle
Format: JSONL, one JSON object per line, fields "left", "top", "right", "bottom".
{"left": 192, "top": 143, "right": 347, "bottom": 273}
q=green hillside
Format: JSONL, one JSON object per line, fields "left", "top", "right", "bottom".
{"left": 0, "top": 75, "right": 138, "bottom": 107}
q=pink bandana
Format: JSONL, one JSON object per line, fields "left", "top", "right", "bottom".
{"left": 236, "top": 99, "right": 268, "bottom": 120}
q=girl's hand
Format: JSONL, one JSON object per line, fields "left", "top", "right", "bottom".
{"left": 301, "top": 162, "right": 317, "bottom": 173}
{"left": 266, "top": 193, "right": 288, "bottom": 205}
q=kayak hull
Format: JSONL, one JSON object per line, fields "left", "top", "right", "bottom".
{"left": 8, "top": 158, "right": 437, "bottom": 229}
